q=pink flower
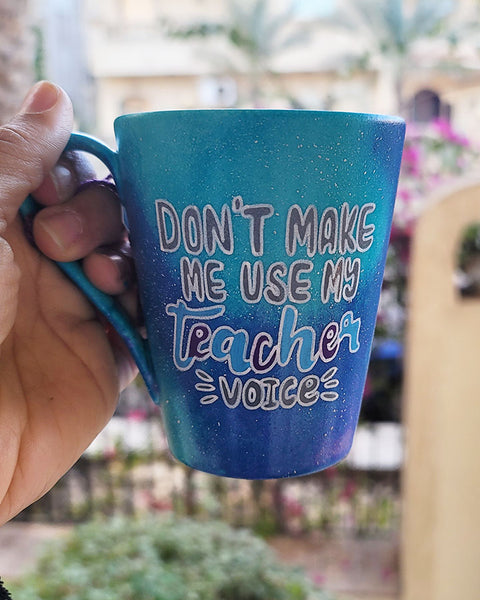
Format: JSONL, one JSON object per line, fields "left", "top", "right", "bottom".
{"left": 283, "top": 497, "right": 305, "bottom": 518}
{"left": 143, "top": 491, "right": 173, "bottom": 512}
{"left": 127, "top": 408, "right": 148, "bottom": 422}
{"left": 340, "top": 479, "right": 357, "bottom": 501}
{"left": 103, "top": 448, "right": 117, "bottom": 460}
{"left": 405, "top": 122, "right": 420, "bottom": 138}
{"left": 363, "top": 374, "right": 372, "bottom": 398}
{"left": 397, "top": 188, "right": 413, "bottom": 202}
{"left": 432, "top": 118, "right": 470, "bottom": 147}
{"left": 312, "top": 572, "right": 326, "bottom": 586}
{"left": 401, "top": 143, "right": 422, "bottom": 176}
{"left": 432, "top": 117, "right": 452, "bottom": 137}
{"left": 382, "top": 565, "right": 396, "bottom": 581}
{"left": 324, "top": 466, "right": 338, "bottom": 480}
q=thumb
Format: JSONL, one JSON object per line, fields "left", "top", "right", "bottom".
{"left": 0, "top": 80, "right": 74, "bottom": 230}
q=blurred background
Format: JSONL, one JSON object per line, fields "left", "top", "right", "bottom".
{"left": 1, "top": 1, "right": 480, "bottom": 599}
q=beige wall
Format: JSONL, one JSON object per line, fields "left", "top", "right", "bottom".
{"left": 402, "top": 180, "right": 480, "bottom": 600}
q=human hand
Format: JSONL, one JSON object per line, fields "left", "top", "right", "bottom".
{"left": 0, "top": 81, "right": 138, "bottom": 525}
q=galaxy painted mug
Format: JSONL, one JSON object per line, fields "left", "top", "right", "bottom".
{"left": 22, "top": 109, "right": 405, "bottom": 479}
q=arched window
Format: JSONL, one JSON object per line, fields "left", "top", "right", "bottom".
{"left": 456, "top": 223, "right": 480, "bottom": 298}
{"left": 408, "top": 89, "right": 451, "bottom": 123}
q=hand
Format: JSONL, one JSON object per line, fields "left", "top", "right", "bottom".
{"left": 0, "top": 81, "right": 138, "bottom": 525}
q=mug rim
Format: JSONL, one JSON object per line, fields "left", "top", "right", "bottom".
{"left": 114, "top": 108, "right": 405, "bottom": 128}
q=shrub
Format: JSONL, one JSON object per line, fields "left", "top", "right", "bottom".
{"left": 11, "top": 515, "right": 334, "bottom": 600}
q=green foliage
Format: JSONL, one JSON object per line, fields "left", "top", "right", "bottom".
{"left": 330, "top": 0, "right": 455, "bottom": 59}
{"left": 169, "top": 0, "right": 306, "bottom": 63}
{"left": 31, "top": 25, "right": 46, "bottom": 82}
{"left": 458, "top": 223, "right": 480, "bottom": 270}
{"left": 326, "top": 0, "right": 474, "bottom": 113}
{"left": 167, "top": 0, "right": 311, "bottom": 106}
{"left": 12, "top": 516, "right": 334, "bottom": 600}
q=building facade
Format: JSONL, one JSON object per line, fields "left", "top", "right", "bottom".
{"left": 30, "top": 0, "right": 480, "bottom": 143}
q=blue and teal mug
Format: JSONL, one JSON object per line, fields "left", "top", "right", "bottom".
{"left": 22, "top": 109, "right": 405, "bottom": 479}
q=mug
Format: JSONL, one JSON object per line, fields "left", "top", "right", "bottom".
{"left": 21, "top": 109, "right": 405, "bottom": 479}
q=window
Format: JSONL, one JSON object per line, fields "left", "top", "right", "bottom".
{"left": 408, "top": 89, "right": 451, "bottom": 123}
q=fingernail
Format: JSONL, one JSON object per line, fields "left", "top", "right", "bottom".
{"left": 99, "top": 249, "right": 134, "bottom": 290}
{"left": 20, "top": 81, "right": 60, "bottom": 115}
{"left": 37, "top": 209, "right": 84, "bottom": 251}
{"left": 50, "top": 163, "right": 74, "bottom": 200}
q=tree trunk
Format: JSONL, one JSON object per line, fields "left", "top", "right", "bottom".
{"left": 0, "top": 0, "right": 34, "bottom": 123}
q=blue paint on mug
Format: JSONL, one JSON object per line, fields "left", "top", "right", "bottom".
{"left": 21, "top": 109, "right": 405, "bottom": 479}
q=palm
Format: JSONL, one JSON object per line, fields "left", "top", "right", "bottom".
{"left": 328, "top": 0, "right": 465, "bottom": 114}
{"left": 0, "top": 217, "right": 118, "bottom": 524}
{"left": 170, "top": 0, "right": 311, "bottom": 106}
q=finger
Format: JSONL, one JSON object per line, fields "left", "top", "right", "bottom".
{"left": 102, "top": 318, "right": 139, "bottom": 391}
{"left": 32, "top": 151, "right": 97, "bottom": 206}
{"left": 0, "top": 81, "right": 73, "bottom": 230}
{"left": 83, "top": 243, "right": 144, "bottom": 329}
{"left": 33, "top": 182, "right": 125, "bottom": 262}
{"left": 82, "top": 241, "right": 135, "bottom": 295}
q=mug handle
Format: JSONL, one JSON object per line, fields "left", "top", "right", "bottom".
{"left": 19, "top": 132, "right": 160, "bottom": 404}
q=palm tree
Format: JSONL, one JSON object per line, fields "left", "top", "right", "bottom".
{"left": 0, "top": 0, "right": 34, "bottom": 122}
{"left": 325, "top": 0, "right": 469, "bottom": 115}
{"left": 168, "top": 0, "right": 311, "bottom": 106}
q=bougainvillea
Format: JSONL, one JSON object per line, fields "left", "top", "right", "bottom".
{"left": 363, "top": 118, "right": 479, "bottom": 421}
{"left": 394, "top": 118, "right": 477, "bottom": 237}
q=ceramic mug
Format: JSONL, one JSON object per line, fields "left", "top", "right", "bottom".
{"left": 22, "top": 109, "right": 405, "bottom": 479}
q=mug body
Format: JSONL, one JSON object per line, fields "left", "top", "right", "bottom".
{"left": 114, "top": 109, "right": 405, "bottom": 478}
